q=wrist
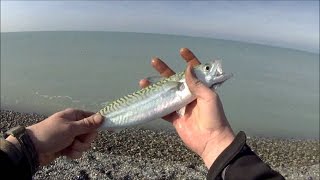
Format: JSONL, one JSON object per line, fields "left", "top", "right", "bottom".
{"left": 25, "top": 126, "right": 40, "bottom": 154}
{"left": 26, "top": 126, "right": 60, "bottom": 166}
{"left": 5, "top": 135, "right": 21, "bottom": 149}
{"left": 201, "top": 127, "right": 235, "bottom": 168}
{"left": 6, "top": 127, "right": 41, "bottom": 163}
{"left": 25, "top": 126, "right": 46, "bottom": 165}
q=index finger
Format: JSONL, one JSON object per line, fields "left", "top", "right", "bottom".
{"left": 180, "top": 48, "right": 201, "bottom": 67}
{"left": 58, "top": 108, "right": 95, "bottom": 120}
{"left": 139, "top": 57, "right": 176, "bottom": 88}
{"left": 151, "top": 57, "right": 175, "bottom": 77}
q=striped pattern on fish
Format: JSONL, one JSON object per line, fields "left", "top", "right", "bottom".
{"left": 98, "top": 60, "right": 232, "bottom": 129}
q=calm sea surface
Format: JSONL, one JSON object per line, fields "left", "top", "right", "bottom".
{"left": 1, "top": 31, "right": 319, "bottom": 138}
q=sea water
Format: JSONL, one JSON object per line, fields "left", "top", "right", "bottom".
{"left": 1, "top": 31, "right": 319, "bottom": 138}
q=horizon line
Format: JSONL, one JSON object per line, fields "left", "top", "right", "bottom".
{"left": 1, "top": 30, "right": 319, "bottom": 54}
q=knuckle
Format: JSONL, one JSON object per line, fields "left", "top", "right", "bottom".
{"left": 194, "top": 79, "right": 202, "bottom": 86}
{"left": 65, "top": 108, "right": 76, "bottom": 112}
{"left": 162, "top": 68, "right": 174, "bottom": 77}
{"left": 83, "top": 118, "right": 92, "bottom": 127}
{"left": 66, "top": 123, "right": 77, "bottom": 134}
{"left": 53, "top": 110, "right": 66, "bottom": 117}
{"left": 82, "top": 117, "right": 97, "bottom": 128}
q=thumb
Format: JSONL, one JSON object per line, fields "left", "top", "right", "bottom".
{"left": 185, "top": 64, "right": 215, "bottom": 100}
{"left": 73, "top": 113, "right": 104, "bottom": 134}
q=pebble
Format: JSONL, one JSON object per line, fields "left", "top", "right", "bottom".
{"left": 1, "top": 109, "right": 319, "bottom": 180}
{"left": 75, "top": 170, "right": 90, "bottom": 180}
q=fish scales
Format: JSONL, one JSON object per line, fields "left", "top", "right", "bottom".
{"left": 98, "top": 61, "right": 232, "bottom": 129}
{"left": 99, "top": 72, "right": 185, "bottom": 128}
{"left": 100, "top": 71, "right": 184, "bottom": 114}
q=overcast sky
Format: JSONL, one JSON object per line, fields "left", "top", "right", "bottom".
{"left": 1, "top": 1, "right": 319, "bottom": 53}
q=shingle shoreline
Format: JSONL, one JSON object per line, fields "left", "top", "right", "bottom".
{"left": 1, "top": 109, "right": 319, "bottom": 179}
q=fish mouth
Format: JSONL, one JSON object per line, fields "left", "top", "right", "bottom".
{"left": 210, "top": 73, "right": 233, "bottom": 88}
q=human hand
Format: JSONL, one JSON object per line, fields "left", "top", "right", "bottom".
{"left": 7, "top": 108, "right": 103, "bottom": 166}
{"left": 140, "top": 48, "right": 235, "bottom": 168}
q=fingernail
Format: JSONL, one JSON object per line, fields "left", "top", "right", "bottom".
{"left": 180, "top": 48, "right": 187, "bottom": 52}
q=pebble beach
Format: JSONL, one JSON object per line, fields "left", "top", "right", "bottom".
{"left": 1, "top": 109, "right": 319, "bottom": 180}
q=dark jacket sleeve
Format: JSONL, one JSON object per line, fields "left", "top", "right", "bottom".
{"left": 0, "top": 139, "right": 32, "bottom": 180}
{"left": 207, "top": 131, "right": 284, "bottom": 180}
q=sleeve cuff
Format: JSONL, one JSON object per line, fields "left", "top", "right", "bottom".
{"left": 0, "top": 138, "right": 33, "bottom": 178}
{"left": 207, "top": 131, "right": 247, "bottom": 179}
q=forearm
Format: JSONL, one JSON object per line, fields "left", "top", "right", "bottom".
{"left": 206, "top": 131, "right": 284, "bottom": 180}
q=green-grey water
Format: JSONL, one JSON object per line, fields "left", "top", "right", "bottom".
{"left": 1, "top": 31, "right": 319, "bottom": 139}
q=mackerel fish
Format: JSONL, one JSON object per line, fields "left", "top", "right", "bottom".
{"left": 98, "top": 60, "right": 232, "bottom": 129}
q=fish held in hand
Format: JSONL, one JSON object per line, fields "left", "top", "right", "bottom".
{"left": 98, "top": 60, "right": 232, "bottom": 130}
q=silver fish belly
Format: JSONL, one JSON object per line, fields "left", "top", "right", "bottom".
{"left": 98, "top": 60, "right": 231, "bottom": 130}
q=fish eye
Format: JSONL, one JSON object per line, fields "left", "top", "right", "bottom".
{"left": 204, "top": 65, "right": 210, "bottom": 71}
